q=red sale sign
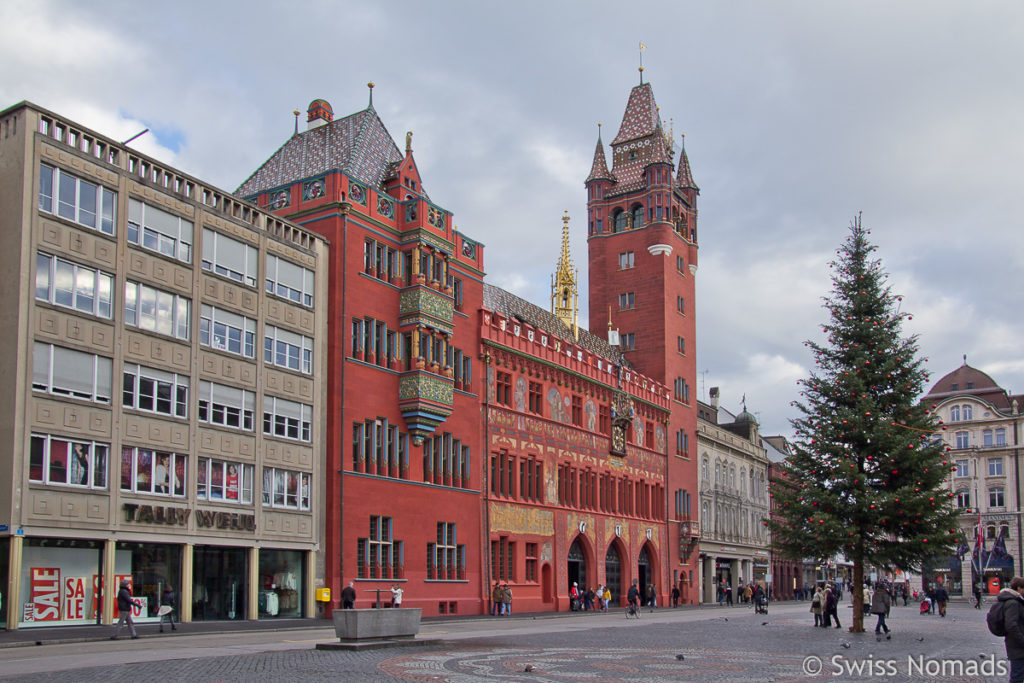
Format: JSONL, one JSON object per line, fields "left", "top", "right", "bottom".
{"left": 63, "top": 576, "right": 88, "bottom": 621}
{"left": 30, "top": 567, "right": 61, "bottom": 621}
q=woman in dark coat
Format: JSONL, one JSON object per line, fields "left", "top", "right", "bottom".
{"left": 870, "top": 583, "right": 892, "bottom": 640}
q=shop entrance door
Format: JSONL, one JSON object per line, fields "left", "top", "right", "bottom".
{"left": 193, "top": 546, "right": 247, "bottom": 621}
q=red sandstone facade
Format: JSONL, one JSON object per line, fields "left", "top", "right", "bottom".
{"left": 584, "top": 81, "right": 702, "bottom": 603}
{"left": 239, "top": 101, "right": 485, "bottom": 616}
{"left": 237, "top": 75, "right": 702, "bottom": 615}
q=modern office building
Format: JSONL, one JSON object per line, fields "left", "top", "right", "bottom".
{"left": 0, "top": 102, "right": 328, "bottom": 629}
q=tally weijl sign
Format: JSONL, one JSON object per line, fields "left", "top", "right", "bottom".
{"left": 121, "top": 503, "right": 255, "bottom": 531}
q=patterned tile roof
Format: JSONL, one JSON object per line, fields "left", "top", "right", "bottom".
{"left": 236, "top": 107, "right": 406, "bottom": 197}
{"left": 482, "top": 284, "right": 629, "bottom": 367}
{"left": 676, "top": 138, "right": 698, "bottom": 190}
{"left": 611, "top": 83, "right": 660, "bottom": 146}
{"left": 585, "top": 136, "right": 613, "bottom": 183}
{"left": 923, "top": 363, "right": 1016, "bottom": 410}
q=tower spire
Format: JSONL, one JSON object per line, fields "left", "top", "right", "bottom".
{"left": 551, "top": 210, "right": 579, "bottom": 338}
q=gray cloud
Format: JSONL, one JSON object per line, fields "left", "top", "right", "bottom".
{"left": 4, "top": 0, "right": 1022, "bottom": 436}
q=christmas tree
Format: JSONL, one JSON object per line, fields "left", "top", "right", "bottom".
{"left": 770, "top": 215, "right": 959, "bottom": 633}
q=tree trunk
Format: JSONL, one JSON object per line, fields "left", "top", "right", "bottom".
{"left": 851, "top": 557, "right": 865, "bottom": 633}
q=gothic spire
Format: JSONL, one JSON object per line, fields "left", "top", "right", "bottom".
{"left": 676, "top": 133, "right": 698, "bottom": 191}
{"left": 551, "top": 210, "right": 579, "bottom": 338}
{"left": 585, "top": 123, "right": 613, "bottom": 184}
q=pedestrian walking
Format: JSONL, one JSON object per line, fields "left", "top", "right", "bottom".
{"left": 647, "top": 583, "right": 657, "bottom": 609}
{"left": 871, "top": 583, "right": 892, "bottom": 641}
{"left": 997, "top": 576, "right": 1024, "bottom": 683}
{"left": 569, "top": 582, "right": 580, "bottom": 611}
{"left": 491, "top": 581, "right": 503, "bottom": 615}
{"left": 975, "top": 580, "right": 985, "bottom": 609}
{"left": 390, "top": 584, "right": 404, "bottom": 608}
{"left": 933, "top": 583, "right": 949, "bottom": 617}
{"left": 497, "top": 581, "right": 509, "bottom": 614}
{"left": 158, "top": 585, "right": 177, "bottom": 633}
{"left": 111, "top": 579, "right": 141, "bottom": 640}
{"left": 602, "top": 585, "right": 611, "bottom": 612}
{"left": 825, "top": 583, "right": 841, "bottom": 629}
{"left": 811, "top": 586, "right": 823, "bottom": 627}
{"left": 725, "top": 585, "right": 733, "bottom": 606}
{"left": 672, "top": 585, "right": 680, "bottom": 607}
{"left": 341, "top": 581, "right": 356, "bottom": 609}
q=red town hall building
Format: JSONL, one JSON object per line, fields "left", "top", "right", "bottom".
{"left": 239, "top": 75, "right": 702, "bottom": 616}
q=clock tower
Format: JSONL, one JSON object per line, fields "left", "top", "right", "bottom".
{"left": 584, "top": 75, "right": 701, "bottom": 602}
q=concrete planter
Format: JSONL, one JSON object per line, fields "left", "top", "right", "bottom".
{"left": 331, "top": 607, "right": 422, "bottom": 642}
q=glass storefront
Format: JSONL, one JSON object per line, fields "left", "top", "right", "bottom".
{"left": 117, "top": 541, "right": 182, "bottom": 622}
{"left": 18, "top": 538, "right": 106, "bottom": 627}
{"left": 192, "top": 545, "right": 247, "bottom": 621}
{"left": 258, "top": 549, "right": 305, "bottom": 618}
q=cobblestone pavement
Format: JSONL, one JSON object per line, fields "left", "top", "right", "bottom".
{"left": 0, "top": 601, "right": 1008, "bottom": 682}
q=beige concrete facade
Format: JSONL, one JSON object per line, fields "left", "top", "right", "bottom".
{"left": 696, "top": 392, "right": 771, "bottom": 604}
{"left": 0, "top": 102, "right": 328, "bottom": 629}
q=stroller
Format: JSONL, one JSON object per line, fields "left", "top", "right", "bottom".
{"left": 919, "top": 597, "right": 931, "bottom": 615}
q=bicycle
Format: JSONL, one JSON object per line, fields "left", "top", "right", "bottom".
{"left": 625, "top": 601, "right": 640, "bottom": 619}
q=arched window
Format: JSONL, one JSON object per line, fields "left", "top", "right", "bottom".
{"left": 950, "top": 405, "right": 960, "bottom": 422}
{"left": 740, "top": 468, "right": 746, "bottom": 496}
{"left": 612, "top": 210, "right": 627, "bottom": 233}
{"left": 750, "top": 470, "right": 755, "bottom": 497}
{"left": 631, "top": 204, "right": 644, "bottom": 229}
{"left": 962, "top": 404, "right": 973, "bottom": 420}
{"left": 729, "top": 467, "right": 735, "bottom": 489}
{"left": 715, "top": 462, "right": 721, "bottom": 485}
{"left": 702, "top": 458, "right": 709, "bottom": 480}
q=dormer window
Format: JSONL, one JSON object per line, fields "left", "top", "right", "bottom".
{"left": 628, "top": 151, "right": 637, "bottom": 160}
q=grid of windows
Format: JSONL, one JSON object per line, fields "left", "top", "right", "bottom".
{"left": 122, "top": 363, "right": 189, "bottom": 418}
{"left": 36, "top": 252, "right": 114, "bottom": 319}
{"left": 983, "top": 428, "right": 1008, "bottom": 447}
{"left": 38, "top": 163, "right": 116, "bottom": 235}
{"left": 357, "top": 516, "right": 404, "bottom": 579}
{"left": 989, "top": 458, "right": 1004, "bottom": 476}
{"left": 423, "top": 432, "right": 470, "bottom": 487}
{"left": 32, "top": 342, "right": 112, "bottom": 403}
{"left": 197, "top": 380, "right": 255, "bottom": 431}
{"left": 30, "top": 434, "right": 108, "bottom": 489}
{"left": 674, "top": 377, "right": 690, "bottom": 403}
{"left": 265, "top": 324, "right": 313, "bottom": 373}
{"left": 676, "top": 429, "right": 690, "bottom": 456}
{"left": 263, "top": 395, "right": 312, "bottom": 442}
{"left": 352, "top": 419, "right": 409, "bottom": 478}
{"left": 528, "top": 381, "right": 543, "bottom": 415}
{"left": 120, "top": 447, "right": 186, "bottom": 497}
{"left": 524, "top": 543, "right": 538, "bottom": 583}
{"left": 129, "top": 198, "right": 192, "bottom": 263}
{"left": 491, "top": 536, "right": 515, "bottom": 582}
{"left": 955, "top": 431, "right": 969, "bottom": 449}
{"left": 265, "top": 254, "right": 314, "bottom": 307}
{"left": 201, "top": 305, "right": 256, "bottom": 358}
{"left": 351, "top": 317, "right": 399, "bottom": 368}
{"left": 955, "top": 459, "right": 969, "bottom": 477}
{"left": 363, "top": 238, "right": 399, "bottom": 282}
{"left": 990, "top": 487, "right": 1006, "bottom": 508}
{"left": 202, "top": 228, "right": 258, "bottom": 287}
{"left": 571, "top": 394, "right": 583, "bottom": 426}
{"left": 495, "top": 371, "right": 512, "bottom": 406}
{"left": 197, "top": 457, "right": 253, "bottom": 504}
{"left": 427, "top": 522, "right": 465, "bottom": 581}
{"left": 956, "top": 490, "right": 971, "bottom": 509}
{"left": 124, "top": 280, "right": 191, "bottom": 340}
{"left": 261, "top": 467, "right": 311, "bottom": 510}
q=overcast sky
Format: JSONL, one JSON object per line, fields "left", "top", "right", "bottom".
{"left": 4, "top": 0, "right": 1023, "bottom": 437}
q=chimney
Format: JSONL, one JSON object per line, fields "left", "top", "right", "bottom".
{"left": 709, "top": 386, "right": 720, "bottom": 411}
{"left": 306, "top": 99, "right": 334, "bottom": 130}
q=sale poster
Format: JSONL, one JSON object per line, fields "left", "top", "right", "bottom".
{"left": 62, "top": 576, "right": 89, "bottom": 621}
{"left": 30, "top": 567, "right": 62, "bottom": 622}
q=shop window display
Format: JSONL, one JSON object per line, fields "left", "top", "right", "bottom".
{"left": 258, "top": 549, "right": 305, "bottom": 618}
{"left": 115, "top": 542, "right": 182, "bottom": 622}
{"left": 17, "top": 538, "right": 107, "bottom": 627}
